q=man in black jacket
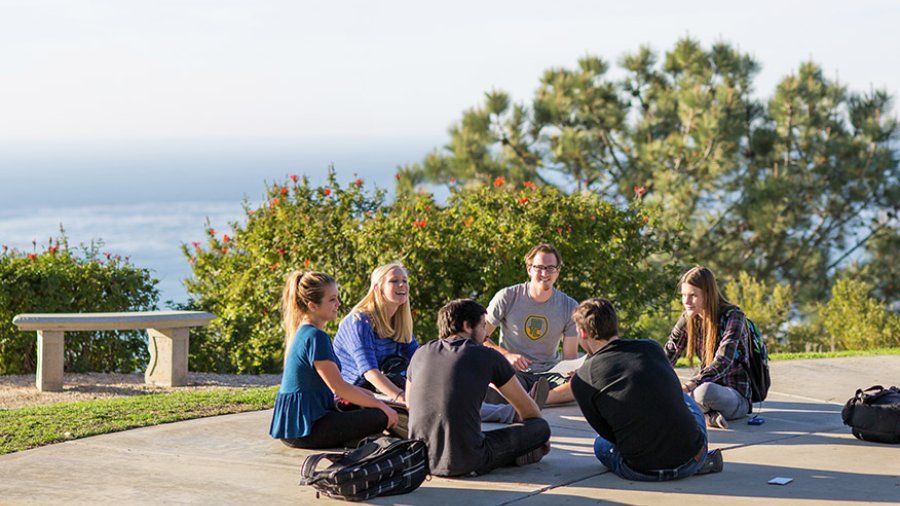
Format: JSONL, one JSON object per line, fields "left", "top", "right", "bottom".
{"left": 570, "top": 298, "right": 723, "bottom": 481}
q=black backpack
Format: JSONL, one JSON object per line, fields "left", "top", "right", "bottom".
{"left": 721, "top": 308, "right": 771, "bottom": 403}
{"left": 744, "top": 318, "right": 771, "bottom": 403}
{"left": 841, "top": 385, "right": 900, "bottom": 444}
{"left": 299, "top": 437, "right": 429, "bottom": 501}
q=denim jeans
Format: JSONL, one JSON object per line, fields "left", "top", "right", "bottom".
{"left": 474, "top": 417, "right": 551, "bottom": 476}
{"left": 480, "top": 402, "right": 518, "bottom": 424}
{"left": 692, "top": 382, "right": 750, "bottom": 420}
{"left": 593, "top": 393, "right": 709, "bottom": 481}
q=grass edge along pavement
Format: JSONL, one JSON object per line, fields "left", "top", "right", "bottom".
{"left": 2, "top": 348, "right": 898, "bottom": 456}
{"left": 0, "top": 386, "right": 277, "bottom": 456}
{"left": 673, "top": 346, "right": 900, "bottom": 367}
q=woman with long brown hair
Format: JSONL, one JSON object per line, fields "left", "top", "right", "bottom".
{"left": 269, "top": 271, "right": 398, "bottom": 449}
{"left": 664, "top": 266, "right": 752, "bottom": 428}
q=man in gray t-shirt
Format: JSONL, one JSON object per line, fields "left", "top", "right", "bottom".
{"left": 484, "top": 243, "right": 579, "bottom": 405}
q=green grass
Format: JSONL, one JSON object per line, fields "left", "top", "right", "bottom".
{"left": 768, "top": 347, "right": 900, "bottom": 361}
{"left": 0, "top": 386, "right": 277, "bottom": 456}
{"left": 674, "top": 347, "right": 900, "bottom": 367}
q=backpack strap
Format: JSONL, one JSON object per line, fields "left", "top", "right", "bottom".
{"left": 299, "top": 452, "right": 343, "bottom": 485}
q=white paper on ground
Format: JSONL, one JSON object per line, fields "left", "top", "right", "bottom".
{"left": 546, "top": 356, "right": 586, "bottom": 375}
{"left": 768, "top": 477, "right": 793, "bottom": 485}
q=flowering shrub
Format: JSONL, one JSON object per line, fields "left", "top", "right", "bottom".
{"left": 184, "top": 170, "right": 677, "bottom": 373}
{"left": 0, "top": 237, "right": 159, "bottom": 374}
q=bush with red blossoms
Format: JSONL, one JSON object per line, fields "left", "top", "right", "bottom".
{"left": 183, "top": 168, "right": 676, "bottom": 374}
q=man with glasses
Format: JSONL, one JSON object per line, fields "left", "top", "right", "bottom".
{"left": 484, "top": 243, "right": 579, "bottom": 405}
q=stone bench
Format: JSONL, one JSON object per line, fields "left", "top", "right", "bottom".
{"left": 12, "top": 311, "right": 215, "bottom": 392}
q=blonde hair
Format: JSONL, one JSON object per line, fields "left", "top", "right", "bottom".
{"left": 349, "top": 262, "right": 414, "bottom": 344}
{"left": 281, "top": 271, "right": 336, "bottom": 358}
{"left": 681, "top": 266, "right": 730, "bottom": 367}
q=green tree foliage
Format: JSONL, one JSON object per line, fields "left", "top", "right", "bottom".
{"left": 820, "top": 278, "right": 900, "bottom": 351}
{"left": 401, "top": 38, "right": 899, "bottom": 310}
{"left": 0, "top": 237, "right": 159, "bottom": 375}
{"left": 838, "top": 227, "right": 900, "bottom": 307}
{"left": 184, "top": 171, "right": 676, "bottom": 374}
{"left": 723, "top": 272, "right": 793, "bottom": 350}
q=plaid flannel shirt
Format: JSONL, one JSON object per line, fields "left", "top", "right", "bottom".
{"left": 664, "top": 305, "right": 752, "bottom": 401}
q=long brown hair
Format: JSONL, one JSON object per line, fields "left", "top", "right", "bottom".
{"left": 281, "top": 271, "right": 336, "bottom": 358}
{"left": 681, "top": 266, "right": 730, "bottom": 367}
{"left": 349, "top": 262, "right": 414, "bottom": 344}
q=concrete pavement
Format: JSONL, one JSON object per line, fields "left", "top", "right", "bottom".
{"left": 1, "top": 356, "right": 898, "bottom": 505}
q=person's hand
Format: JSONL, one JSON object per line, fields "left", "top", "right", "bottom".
{"left": 565, "top": 369, "right": 577, "bottom": 378}
{"left": 379, "top": 402, "right": 399, "bottom": 428}
{"left": 682, "top": 380, "right": 697, "bottom": 393}
{"left": 506, "top": 353, "right": 532, "bottom": 371}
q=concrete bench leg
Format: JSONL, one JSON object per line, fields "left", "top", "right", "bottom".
{"left": 146, "top": 327, "right": 189, "bottom": 387}
{"left": 36, "top": 330, "right": 65, "bottom": 392}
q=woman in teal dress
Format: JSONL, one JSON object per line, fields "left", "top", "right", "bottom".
{"left": 269, "top": 271, "right": 399, "bottom": 449}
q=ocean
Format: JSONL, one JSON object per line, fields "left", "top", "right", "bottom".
{"left": 0, "top": 139, "right": 437, "bottom": 305}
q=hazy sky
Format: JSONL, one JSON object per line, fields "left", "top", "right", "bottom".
{"left": 2, "top": 0, "right": 898, "bottom": 146}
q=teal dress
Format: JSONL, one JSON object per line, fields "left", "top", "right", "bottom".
{"left": 269, "top": 324, "right": 341, "bottom": 439}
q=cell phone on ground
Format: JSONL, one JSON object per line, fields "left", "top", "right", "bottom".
{"left": 748, "top": 416, "right": 765, "bottom": 425}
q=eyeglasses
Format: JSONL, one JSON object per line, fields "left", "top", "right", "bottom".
{"left": 529, "top": 264, "right": 560, "bottom": 274}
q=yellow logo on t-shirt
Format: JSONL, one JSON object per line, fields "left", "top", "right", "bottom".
{"left": 524, "top": 315, "right": 548, "bottom": 340}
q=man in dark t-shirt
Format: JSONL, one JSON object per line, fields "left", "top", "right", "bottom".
{"left": 570, "top": 298, "right": 724, "bottom": 481}
{"left": 407, "top": 299, "right": 551, "bottom": 477}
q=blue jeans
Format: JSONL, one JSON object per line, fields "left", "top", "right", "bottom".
{"left": 593, "top": 393, "right": 709, "bottom": 481}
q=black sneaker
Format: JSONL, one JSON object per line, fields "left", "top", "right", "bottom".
{"left": 695, "top": 449, "right": 724, "bottom": 475}
{"left": 514, "top": 442, "right": 551, "bottom": 466}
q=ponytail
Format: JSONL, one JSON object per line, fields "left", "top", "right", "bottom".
{"left": 280, "top": 271, "right": 336, "bottom": 359}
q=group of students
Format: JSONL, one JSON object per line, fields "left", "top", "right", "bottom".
{"left": 269, "top": 243, "right": 756, "bottom": 480}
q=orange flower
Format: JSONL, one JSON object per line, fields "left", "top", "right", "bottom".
{"left": 208, "top": 228, "right": 216, "bottom": 236}
{"left": 493, "top": 176, "right": 505, "bottom": 188}
{"left": 412, "top": 220, "right": 427, "bottom": 228}
{"left": 289, "top": 174, "right": 299, "bottom": 183}
{"left": 517, "top": 197, "right": 529, "bottom": 205}
{"left": 303, "top": 258, "right": 310, "bottom": 268}
{"left": 223, "top": 234, "right": 230, "bottom": 243}
{"left": 221, "top": 247, "right": 228, "bottom": 254}
{"left": 523, "top": 181, "right": 536, "bottom": 190}
{"left": 279, "top": 187, "right": 289, "bottom": 196}
{"left": 634, "top": 185, "right": 647, "bottom": 197}
{"left": 270, "top": 198, "right": 280, "bottom": 208}
{"left": 269, "top": 262, "right": 279, "bottom": 271}
{"left": 27, "top": 253, "right": 37, "bottom": 260}
{"left": 463, "top": 218, "right": 473, "bottom": 227}
{"left": 323, "top": 188, "right": 332, "bottom": 196}
{"left": 192, "top": 241, "right": 201, "bottom": 249}
{"left": 355, "top": 178, "right": 363, "bottom": 187}
{"left": 277, "top": 248, "right": 286, "bottom": 256}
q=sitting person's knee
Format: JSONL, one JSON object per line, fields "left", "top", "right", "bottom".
{"left": 692, "top": 382, "right": 714, "bottom": 404}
